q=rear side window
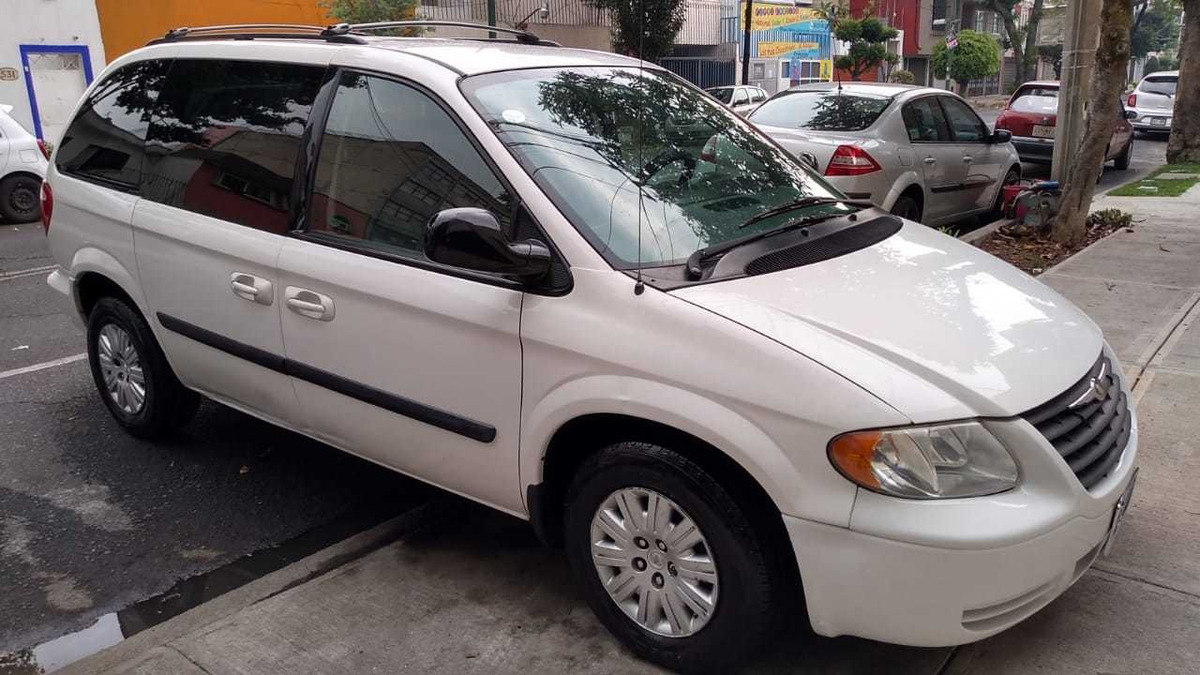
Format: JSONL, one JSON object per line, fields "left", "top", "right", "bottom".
{"left": 750, "top": 91, "right": 890, "bottom": 131}
{"left": 55, "top": 60, "right": 169, "bottom": 191}
{"left": 902, "top": 98, "right": 951, "bottom": 142}
{"left": 1009, "top": 86, "right": 1059, "bottom": 114}
{"left": 1140, "top": 76, "right": 1177, "bottom": 96}
{"left": 140, "top": 59, "right": 325, "bottom": 234}
{"left": 305, "top": 72, "right": 511, "bottom": 259}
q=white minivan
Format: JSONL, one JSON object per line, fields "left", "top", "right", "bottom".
{"left": 44, "top": 23, "right": 1138, "bottom": 673}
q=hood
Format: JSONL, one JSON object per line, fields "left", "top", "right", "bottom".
{"left": 673, "top": 222, "right": 1103, "bottom": 423}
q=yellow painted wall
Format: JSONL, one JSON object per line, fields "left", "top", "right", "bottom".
{"left": 96, "top": 0, "right": 334, "bottom": 61}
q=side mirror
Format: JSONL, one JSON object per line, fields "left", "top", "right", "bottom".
{"left": 1125, "top": 110, "right": 1138, "bottom": 120}
{"left": 991, "top": 129, "right": 1013, "bottom": 144}
{"left": 425, "top": 207, "right": 551, "bottom": 280}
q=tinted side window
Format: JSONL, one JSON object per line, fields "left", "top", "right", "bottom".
{"left": 306, "top": 72, "right": 511, "bottom": 260}
{"left": 902, "top": 98, "right": 951, "bottom": 142}
{"left": 140, "top": 59, "right": 324, "bottom": 234}
{"left": 939, "top": 97, "right": 988, "bottom": 142}
{"left": 56, "top": 60, "right": 169, "bottom": 190}
{"left": 732, "top": 88, "right": 750, "bottom": 105}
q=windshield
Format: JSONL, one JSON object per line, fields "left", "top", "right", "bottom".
{"left": 706, "top": 87, "right": 734, "bottom": 104}
{"left": 462, "top": 67, "right": 843, "bottom": 269}
{"left": 1140, "top": 76, "right": 1177, "bottom": 96}
{"left": 1010, "top": 87, "right": 1059, "bottom": 114}
{"left": 749, "top": 91, "right": 891, "bottom": 131}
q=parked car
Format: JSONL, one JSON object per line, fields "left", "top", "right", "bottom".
{"left": 1127, "top": 71, "right": 1177, "bottom": 134}
{"left": 45, "top": 24, "right": 1138, "bottom": 673}
{"left": 995, "top": 81, "right": 1134, "bottom": 168}
{"left": 0, "top": 103, "right": 49, "bottom": 223}
{"left": 748, "top": 83, "right": 1021, "bottom": 225}
{"left": 705, "top": 85, "right": 767, "bottom": 116}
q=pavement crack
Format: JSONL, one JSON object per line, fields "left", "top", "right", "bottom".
{"left": 933, "top": 646, "right": 960, "bottom": 675}
{"left": 1089, "top": 566, "right": 1200, "bottom": 602}
{"left": 167, "top": 644, "right": 214, "bottom": 674}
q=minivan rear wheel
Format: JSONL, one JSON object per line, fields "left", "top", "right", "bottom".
{"left": 87, "top": 297, "right": 199, "bottom": 438}
{"left": 564, "top": 442, "right": 786, "bottom": 673}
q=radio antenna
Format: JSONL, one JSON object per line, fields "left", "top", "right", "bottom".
{"left": 633, "top": 0, "right": 646, "bottom": 296}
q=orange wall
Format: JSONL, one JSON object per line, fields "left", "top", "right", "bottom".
{"left": 96, "top": 0, "right": 334, "bottom": 61}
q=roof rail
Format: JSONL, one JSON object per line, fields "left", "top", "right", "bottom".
{"left": 148, "top": 21, "right": 557, "bottom": 48}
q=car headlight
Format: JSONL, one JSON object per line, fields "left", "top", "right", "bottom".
{"left": 828, "top": 422, "right": 1018, "bottom": 499}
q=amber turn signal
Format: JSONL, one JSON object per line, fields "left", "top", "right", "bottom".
{"left": 828, "top": 431, "right": 883, "bottom": 490}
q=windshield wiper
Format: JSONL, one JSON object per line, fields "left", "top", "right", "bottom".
{"left": 737, "top": 196, "right": 873, "bottom": 229}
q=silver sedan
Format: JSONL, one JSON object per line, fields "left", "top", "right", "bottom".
{"left": 749, "top": 83, "right": 1021, "bottom": 226}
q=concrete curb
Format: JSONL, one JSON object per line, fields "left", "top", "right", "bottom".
{"left": 958, "top": 218, "right": 1010, "bottom": 245}
{"left": 57, "top": 502, "right": 439, "bottom": 675}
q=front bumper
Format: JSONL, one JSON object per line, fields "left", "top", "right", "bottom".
{"left": 47, "top": 268, "right": 85, "bottom": 330}
{"left": 785, "top": 413, "right": 1139, "bottom": 647}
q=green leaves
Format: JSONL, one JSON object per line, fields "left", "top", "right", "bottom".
{"left": 832, "top": 16, "right": 899, "bottom": 80}
{"left": 932, "top": 30, "right": 1002, "bottom": 86}
{"left": 586, "top": 0, "right": 687, "bottom": 62}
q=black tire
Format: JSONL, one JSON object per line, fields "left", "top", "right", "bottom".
{"left": 0, "top": 174, "right": 42, "bottom": 223}
{"left": 1114, "top": 137, "right": 1133, "bottom": 170}
{"left": 992, "top": 166, "right": 1021, "bottom": 216}
{"left": 87, "top": 297, "right": 199, "bottom": 438}
{"left": 889, "top": 194, "right": 922, "bottom": 222}
{"left": 564, "top": 442, "right": 788, "bottom": 673}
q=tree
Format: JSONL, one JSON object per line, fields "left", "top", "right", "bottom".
{"left": 318, "top": 0, "right": 420, "bottom": 34}
{"left": 1130, "top": 0, "right": 1182, "bottom": 58}
{"left": 1038, "top": 44, "right": 1064, "bottom": 78}
{"left": 1053, "top": 0, "right": 1133, "bottom": 244}
{"left": 889, "top": 68, "right": 915, "bottom": 83}
{"left": 932, "top": 30, "right": 1002, "bottom": 94}
{"left": 586, "top": 0, "right": 687, "bottom": 62}
{"left": 832, "top": 15, "right": 900, "bottom": 80}
{"left": 1167, "top": 0, "right": 1200, "bottom": 162}
{"left": 979, "top": 0, "right": 1046, "bottom": 86}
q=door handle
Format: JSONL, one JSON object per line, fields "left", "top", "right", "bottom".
{"left": 963, "top": 155, "right": 974, "bottom": 163}
{"left": 230, "top": 273, "right": 273, "bottom": 306}
{"left": 923, "top": 157, "right": 937, "bottom": 164}
{"left": 285, "top": 287, "right": 335, "bottom": 322}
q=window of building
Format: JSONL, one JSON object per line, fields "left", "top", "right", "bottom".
{"left": 139, "top": 59, "right": 325, "bottom": 234}
{"left": 55, "top": 60, "right": 170, "bottom": 191}
{"left": 306, "top": 72, "right": 512, "bottom": 260}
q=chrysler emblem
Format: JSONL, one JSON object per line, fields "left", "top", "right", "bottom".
{"left": 1068, "top": 361, "right": 1111, "bottom": 409}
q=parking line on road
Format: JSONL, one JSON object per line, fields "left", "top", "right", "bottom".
{"left": 0, "top": 353, "right": 87, "bottom": 381}
{"left": 0, "top": 264, "right": 58, "bottom": 282}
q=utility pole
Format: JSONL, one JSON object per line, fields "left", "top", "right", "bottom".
{"left": 1052, "top": 0, "right": 1102, "bottom": 181}
{"left": 742, "top": 0, "right": 754, "bottom": 85}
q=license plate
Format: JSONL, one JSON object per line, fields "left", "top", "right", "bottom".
{"left": 1102, "top": 468, "right": 1138, "bottom": 557}
{"left": 1032, "top": 125, "right": 1055, "bottom": 138}
{"left": 1151, "top": 117, "right": 1166, "bottom": 126}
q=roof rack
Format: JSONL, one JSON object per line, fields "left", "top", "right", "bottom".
{"left": 148, "top": 20, "right": 558, "bottom": 47}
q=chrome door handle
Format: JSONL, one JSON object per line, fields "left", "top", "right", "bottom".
{"left": 963, "top": 155, "right": 974, "bottom": 163}
{"left": 230, "top": 273, "right": 273, "bottom": 306}
{"left": 923, "top": 157, "right": 937, "bottom": 164}
{"left": 285, "top": 287, "right": 335, "bottom": 322}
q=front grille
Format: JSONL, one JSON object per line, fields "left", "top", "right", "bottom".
{"left": 1021, "top": 353, "right": 1131, "bottom": 490}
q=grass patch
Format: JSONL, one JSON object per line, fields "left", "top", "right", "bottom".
{"left": 1109, "top": 163, "right": 1200, "bottom": 197}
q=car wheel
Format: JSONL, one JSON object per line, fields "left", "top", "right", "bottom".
{"left": 889, "top": 194, "right": 922, "bottom": 222}
{"left": 87, "top": 297, "right": 199, "bottom": 438}
{"left": 1115, "top": 137, "right": 1133, "bottom": 170}
{"left": 564, "top": 442, "right": 788, "bottom": 673}
{"left": 0, "top": 174, "right": 42, "bottom": 223}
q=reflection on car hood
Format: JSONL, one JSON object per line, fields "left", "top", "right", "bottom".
{"left": 673, "top": 223, "right": 1103, "bottom": 422}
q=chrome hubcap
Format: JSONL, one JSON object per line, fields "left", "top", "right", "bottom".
{"left": 97, "top": 324, "right": 146, "bottom": 414}
{"left": 590, "top": 487, "right": 719, "bottom": 637}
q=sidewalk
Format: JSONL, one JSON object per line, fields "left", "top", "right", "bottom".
{"left": 62, "top": 192, "right": 1200, "bottom": 675}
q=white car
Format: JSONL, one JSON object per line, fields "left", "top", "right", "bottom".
{"left": 0, "top": 103, "right": 49, "bottom": 223}
{"left": 749, "top": 83, "right": 1021, "bottom": 226}
{"left": 44, "top": 24, "right": 1137, "bottom": 673}
{"left": 705, "top": 85, "right": 768, "bottom": 116}
{"left": 1127, "top": 70, "right": 1176, "bottom": 133}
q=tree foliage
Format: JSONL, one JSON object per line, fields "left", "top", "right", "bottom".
{"left": 1038, "top": 44, "right": 1063, "bottom": 78}
{"left": 318, "top": 0, "right": 420, "bottom": 34}
{"left": 832, "top": 16, "right": 899, "bottom": 80}
{"left": 932, "top": 30, "right": 1002, "bottom": 93}
{"left": 1130, "top": 0, "right": 1182, "bottom": 58}
{"left": 978, "top": 0, "right": 1045, "bottom": 85}
{"left": 586, "top": 0, "right": 687, "bottom": 62}
{"left": 889, "top": 68, "right": 915, "bottom": 84}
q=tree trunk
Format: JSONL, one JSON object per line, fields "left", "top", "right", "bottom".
{"left": 1052, "top": 0, "right": 1133, "bottom": 245}
{"left": 1021, "top": 0, "right": 1045, "bottom": 84}
{"left": 1001, "top": 14, "right": 1026, "bottom": 83}
{"left": 1167, "top": 0, "right": 1200, "bottom": 163}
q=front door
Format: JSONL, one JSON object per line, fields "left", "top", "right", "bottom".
{"left": 901, "top": 96, "right": 967, "bottom": 224}
{"left": 134, "top": 58, "right": 326, "bottom": 426}
{"left": 939, "top": 95, "right": 1003, "bottom": 212}
{"left": 276, "top": 70, "right": 526, "bottom": 513}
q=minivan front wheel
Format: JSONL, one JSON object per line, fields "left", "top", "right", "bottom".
{"left": 87, "top": 297, "right": 199, "bottom": 438}
{"left": 564, "top": 442, "right": 786, "bottom": 673}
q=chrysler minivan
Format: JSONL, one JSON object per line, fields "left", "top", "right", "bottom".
{"left": 43, "top": 23, "right": 1138, "bottom": 673}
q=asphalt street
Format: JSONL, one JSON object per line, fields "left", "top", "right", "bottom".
{"left": 0, "top": 222, "right": 430, "bottom": 657}
{"left": 0, "top": 121, "right": 1169, "bottom": 665}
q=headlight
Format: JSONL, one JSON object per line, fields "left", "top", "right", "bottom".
{"left": 828, "top": 422, "right": 1018, "bottom": 499}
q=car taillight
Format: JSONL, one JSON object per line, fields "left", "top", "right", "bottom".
{"left": 1127, "top": 93, "right": 1137, "bottom": 107}
{"left": 40, "top": 182, "right": 53, "bottom": 234}
{"left": 825, "top": 145, "right": 882, "bottom": 176}
{"left": 37, "top": 139, "right": 50, "bottom": 160}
